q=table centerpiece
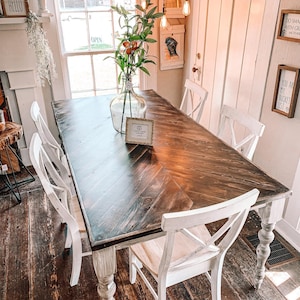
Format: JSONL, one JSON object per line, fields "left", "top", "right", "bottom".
{"left": 107, "top": 1, "right": 163, "bottom": 133}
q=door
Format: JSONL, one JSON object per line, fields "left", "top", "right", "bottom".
{"left": 187, "top": 0, "right": 280, "bottom": 133}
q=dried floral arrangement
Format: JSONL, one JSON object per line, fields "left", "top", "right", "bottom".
{"left": 26, "top": 11, "right": 56, "bottom": 86}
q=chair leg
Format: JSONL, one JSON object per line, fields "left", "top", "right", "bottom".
{"left": 158, "top": 278, "right": 167, "bottom": 300}
{"left": 129, "top": 249, "right": 137, "bottom": 284}
{"left": 69, "top": 231, "right": 83, "bottom": 286}
{"left": 210, "top": 256, "right": 225, "bottom": 300}
{"left": 65, "top": 227, "right": 72, "bottom": 249}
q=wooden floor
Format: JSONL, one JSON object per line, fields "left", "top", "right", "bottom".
{"left": 1, "top": 168, "right": 300, "bottom": 300}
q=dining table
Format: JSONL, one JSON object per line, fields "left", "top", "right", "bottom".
{"left": 52, "top": 90, "right": 291, "bottom": 299}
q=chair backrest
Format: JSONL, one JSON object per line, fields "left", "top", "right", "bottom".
{"left": 29, "top": 132, "right": 78, "bottom": 233}
{"left": 30, "top": 101, "right": 64, "bottom": 160}
{"left": 29, "top": 132, "right": 86, "bottom": 286}
{"left": 217, "top": 105, "right": 265, "bottom": 160}
{"left": 30, "top": 101, "right": 70, "bottom": 176}
{"left": 159, "top": 189, "right": 259, "bottom": 274}
{"left": 180, "top": 79, "right": 208, "bottom": 123}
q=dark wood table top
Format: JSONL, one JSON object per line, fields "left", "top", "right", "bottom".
{"left": 52, "top": 90, "right": 290, "bottom": 251}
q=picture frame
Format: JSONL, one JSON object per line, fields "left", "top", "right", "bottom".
{"left": 161, "top": 0, "right": 185, "bottom": 18}
{"left": 272, "top": 65, "right": 300, "bottom": 118}
{"left": 125, "top": 118, "right": 154, "bottom": 146}
{"left": 0, "top": 0, "right": 29, "bottom": 17}
{"left": 160, "top": 25, "right": 185, "bottom": 71}
{"left": 277, "top": 10, "right": 300, "bottom": 43}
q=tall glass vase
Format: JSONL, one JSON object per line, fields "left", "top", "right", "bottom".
{"left": 110, "top": 75, "right": 147, "bottom": 134}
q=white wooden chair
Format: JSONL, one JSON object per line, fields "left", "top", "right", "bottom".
{"left": 179, "top": 79, "right": 208, "bottom": 123}
{"left": 29, "top": 132, "right": 91, "bottom": 287}
{"left": 129, "top": 189, "right": 259, "bottom": 300}
{"left": 217, "top": 105, "right": 265, "bottom": 160}
{"left": 30, "top": 101, "right": 71, "bottom": 176}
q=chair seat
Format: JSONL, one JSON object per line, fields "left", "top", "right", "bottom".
{"left": 131, "top": 225, "right": 214, "bottom": 278}
{"left": 69, "top": 195, "right": 86, "bottom": 233}
{"left": 129, "top": 189, "right": 259, "bottom": 300}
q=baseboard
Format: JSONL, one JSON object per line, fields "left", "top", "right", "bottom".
{"left": 275, "top": 219, "right": 300, "bottom": 253}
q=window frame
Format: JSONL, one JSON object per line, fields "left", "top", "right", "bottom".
{"left": 54, "top": 0, "right": 138, "bottom": 99}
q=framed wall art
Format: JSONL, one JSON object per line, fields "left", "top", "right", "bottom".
{"left": 277, "top": 10, "right": 300, "bottom": 43}
{"left": 272, "top": 65, "right": 300, "bottom": 118}
{"left": 125, "top": 118, "right": 154, "bottom": 146}
{"left": 160, "top": 25, "right": 185, "bottom": 70}
{"left": 160, "top": 0, "right": 186, "bottom": 18}
{"left": 0, "top": 0, "right": 29, "bottom": 17}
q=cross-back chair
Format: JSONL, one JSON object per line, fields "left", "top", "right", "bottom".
{"left": 129, "top": 189, "right": 259, "bottom": 300}
{"left": 179, "top": 79, "right": 208, "bottom": 123}
{"left": 30, "top": 101, "right": 71, "bottom": 176}
{"left": 29, "top": 132, "right": 91, "bottom": 286}
{"left": 217, "top": 104, "right": 265, "bottom": 160}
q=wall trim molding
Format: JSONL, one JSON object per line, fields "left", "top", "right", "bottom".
{"left": 276, "top": 219, "right": 300, "bottom": 253}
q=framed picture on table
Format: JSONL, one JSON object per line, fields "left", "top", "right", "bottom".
{"left": 272, "top": 65, "right": 300, "bottom": 118}
{"left": 125, "top": 118, "right": 154, "bottom": 146}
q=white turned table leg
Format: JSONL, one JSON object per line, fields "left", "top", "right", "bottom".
{"left": 92, "top": 247, "right": 117, "bottom": 299}
{"left": 255, "top": 198, "right": 286, "bottom": 288}
{"left": 255, "top": 222, "right": 275, "bottom": 288}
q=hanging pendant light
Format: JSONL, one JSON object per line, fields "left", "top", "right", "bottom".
{"left": 182, "top": 0, "right": 190, "bottom": 16}
{"left": 141, "top": 0, "right": 147, "bottom": 10}
{"left": 160, "top": 6, "right": 168, "bottom": 29}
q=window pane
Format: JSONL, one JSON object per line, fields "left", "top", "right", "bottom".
{"left": 59, "top": 0, "right": 85, "bottom": 10}
{"left": 87, "top": 0, "right": 111, "bottom": 10}
{"left": 94, "top": 54, "right": 117, "bottom": 91}
{"left": 61, "top": 12, "right": 88, "bottom": 52}
{"left": 114, "top": 0, "right": 135, "bottom": 10}
{"left": 57, "top": 0, "right": 139, "bottom": 98}
{"left": 89, "top": 12, "right": 114, "bottom": 50}
{"left": 67, "top": 56, "right": 93, "bottom": 93}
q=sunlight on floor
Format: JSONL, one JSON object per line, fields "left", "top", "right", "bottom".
{"left": 286, "top": 287, "right": 300, "bottom": 300}
{"left": 266, "top": 271, "right": 300, "bottom": 300}
{"left": 266, "top": 271, "right": 290, "bottom": 286}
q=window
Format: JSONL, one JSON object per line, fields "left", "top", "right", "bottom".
{"left": 57, "top": 0, "right": 138, "bottom": 98}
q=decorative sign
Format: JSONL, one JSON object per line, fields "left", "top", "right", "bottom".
{"left": 125, "top": 118, "right": 154, "bottom": 146}
{"left": 277, "top": 10, "right": 300, "bottom": 42}
{"left": 0, "top": 0, "right": 29, "bottom": 17}
{"left": 272, "top": 65, "right": 300, "bottom": 118}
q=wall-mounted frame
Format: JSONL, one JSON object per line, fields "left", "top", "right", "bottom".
{"left": 277, "top": 10, "right": 300, "bottom": 43}
{"left": 125, "top": 118, "right": 154, "bottom": 146}
{"left": 160, "top": 0, "right": 185, "bottom": 18}
{"left": 160, "top": 25, "right": 185, "bottom": 71}
{"left": 272, "top": 65, "right": 300, "bottom": 118}
{"left": 0, "top": 0, "right": 29, "bottom": 17}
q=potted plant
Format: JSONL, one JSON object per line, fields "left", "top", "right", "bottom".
{"left": 107, "top": 1, "right": 163, "bottom": 133}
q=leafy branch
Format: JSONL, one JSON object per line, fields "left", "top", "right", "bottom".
{"left": 107, "top": 1, "right": 163, "bottom": 83}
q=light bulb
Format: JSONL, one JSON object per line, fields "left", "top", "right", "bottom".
{"left": 141, "top": 0, "right": 146, "bottom": 9}
{"left": 160, "top": 14, "right": 168, "bottom": 29}
{"left": 182, "top": 0, "right": 190, "bottom": 16}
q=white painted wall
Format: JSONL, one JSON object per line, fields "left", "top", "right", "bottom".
{"left": 255, "top": 0, "right": 300, "bottom": 251}
{"left": 185, "top": 0, "right": 278, "bottom": 134}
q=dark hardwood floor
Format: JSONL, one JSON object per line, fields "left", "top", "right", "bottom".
{"left": 1, "top": 168, "right": 300, "bottom": 300}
